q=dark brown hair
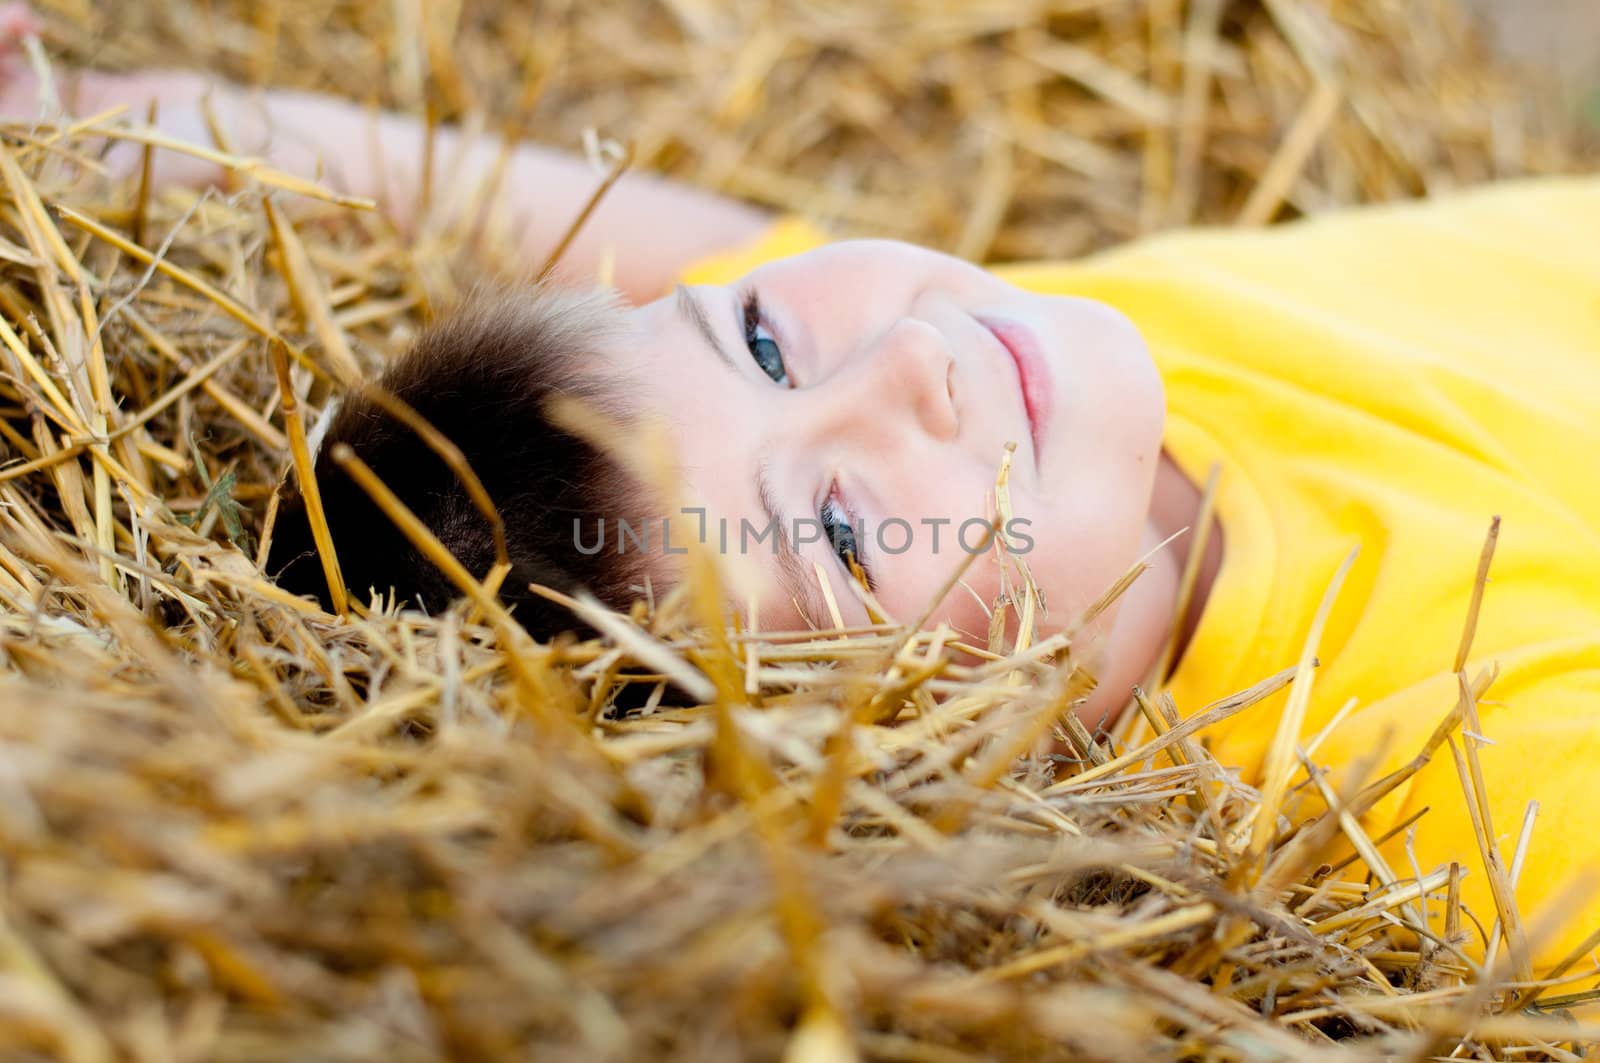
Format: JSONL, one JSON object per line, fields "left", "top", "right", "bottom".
{"left": 267, "top": 287, "right": 654, "bottom": 636}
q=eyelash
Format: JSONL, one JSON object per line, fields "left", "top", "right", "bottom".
{"left": 821, "top": 489, "right": 874, "bottom": 591}
{"left": 742, "top": 291, "right": 872, "bottom": 590}
{"left": 741, "top": 289, "right": 790, "bottom": 386}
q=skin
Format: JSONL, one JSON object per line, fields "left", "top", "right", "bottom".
{"left": 2, "top": 41, "right": 1223, "bottom": 729}
{"left": 616, "top": 240, "right": 1222, "bottom": 729}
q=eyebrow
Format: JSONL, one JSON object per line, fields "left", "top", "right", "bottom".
{"left": 676, "top": 288, "right": 824, "bottom": 626}
{"left": 675, "top": 285, "right": 738, "bottom": 373}
{"left": 756, "top": 459, "right": 828, "bottom": 628}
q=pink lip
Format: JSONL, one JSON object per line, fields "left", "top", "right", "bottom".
{"left": 977, "top": 316, "right": 1053, "bottom": 463}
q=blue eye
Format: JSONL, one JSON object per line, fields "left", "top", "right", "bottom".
{"left": 820, "top": 496, "right": 873, "bottom": 590}
{"left": 742, "top": 291, "right": 789, "bottom": 385}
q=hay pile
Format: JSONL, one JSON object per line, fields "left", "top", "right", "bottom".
{"left": 0, "top": 1, "right": 1597, "bottom": 1060}
{"left": 60, "top": 0, "right": 1597, "bottom": 259}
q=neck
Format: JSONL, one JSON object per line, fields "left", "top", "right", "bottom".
{"left": 1072, "top": 449, "right": 1224, "bottom": 733}
{"left": 1147, "top": 450, "right": 1224, "bottom": 669}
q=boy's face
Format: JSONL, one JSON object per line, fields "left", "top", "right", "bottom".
{"left": 613, "top": 239, "right": 1166, "bottom": 647}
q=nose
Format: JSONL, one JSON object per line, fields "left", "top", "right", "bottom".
{"left": 866, "top": 317, "right": 959, "bottom": 441}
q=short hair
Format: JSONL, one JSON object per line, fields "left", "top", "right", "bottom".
{"left": 267, "top": 286, "right": 655, "bottom": 636}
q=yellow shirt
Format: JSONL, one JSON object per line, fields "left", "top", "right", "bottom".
{"left": 682, "top": 179, "right": 1600, "bottom": 973}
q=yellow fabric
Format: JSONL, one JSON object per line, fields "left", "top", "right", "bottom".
{"left": 680, "top": 178, "right": 1600, "bottom": 973}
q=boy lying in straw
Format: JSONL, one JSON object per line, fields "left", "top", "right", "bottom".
{"left": 8, "top": 16, "right": 1600, "bottom": 980}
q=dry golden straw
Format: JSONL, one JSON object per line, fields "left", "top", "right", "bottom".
{"left": 0, "top": 1, "right": 1594, "bottom": 1060}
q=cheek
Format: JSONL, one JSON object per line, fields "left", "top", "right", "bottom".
{"left": 1017, "top": 483, "right": 1159, "bottom": 653}
{"left": 911, "top": 549, "right": 1097, "bottom": 650}
{"left": 883, "top": 554, "right": 1005, "bottom": 644}
{"left": 869, "top": 520, "right": 1034, "bottom": 644}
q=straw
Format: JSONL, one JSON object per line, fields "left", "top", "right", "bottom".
{"left": 0, "top": 3, "right": 1593, "bottom": 1060}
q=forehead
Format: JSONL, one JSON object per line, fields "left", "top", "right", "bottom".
{"left": 608, "top": 295, "right": 815, "bottom": 620}
{"left": 740, "top": 238, "right": 968, "bottom": 290}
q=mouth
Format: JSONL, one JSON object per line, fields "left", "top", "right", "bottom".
{"left": 977, "top": 316, "right": 1053, "bottom": 464}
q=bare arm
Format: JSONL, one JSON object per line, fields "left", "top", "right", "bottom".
{"left": 25, "top": 65, "right": 773, "bottom": 303}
